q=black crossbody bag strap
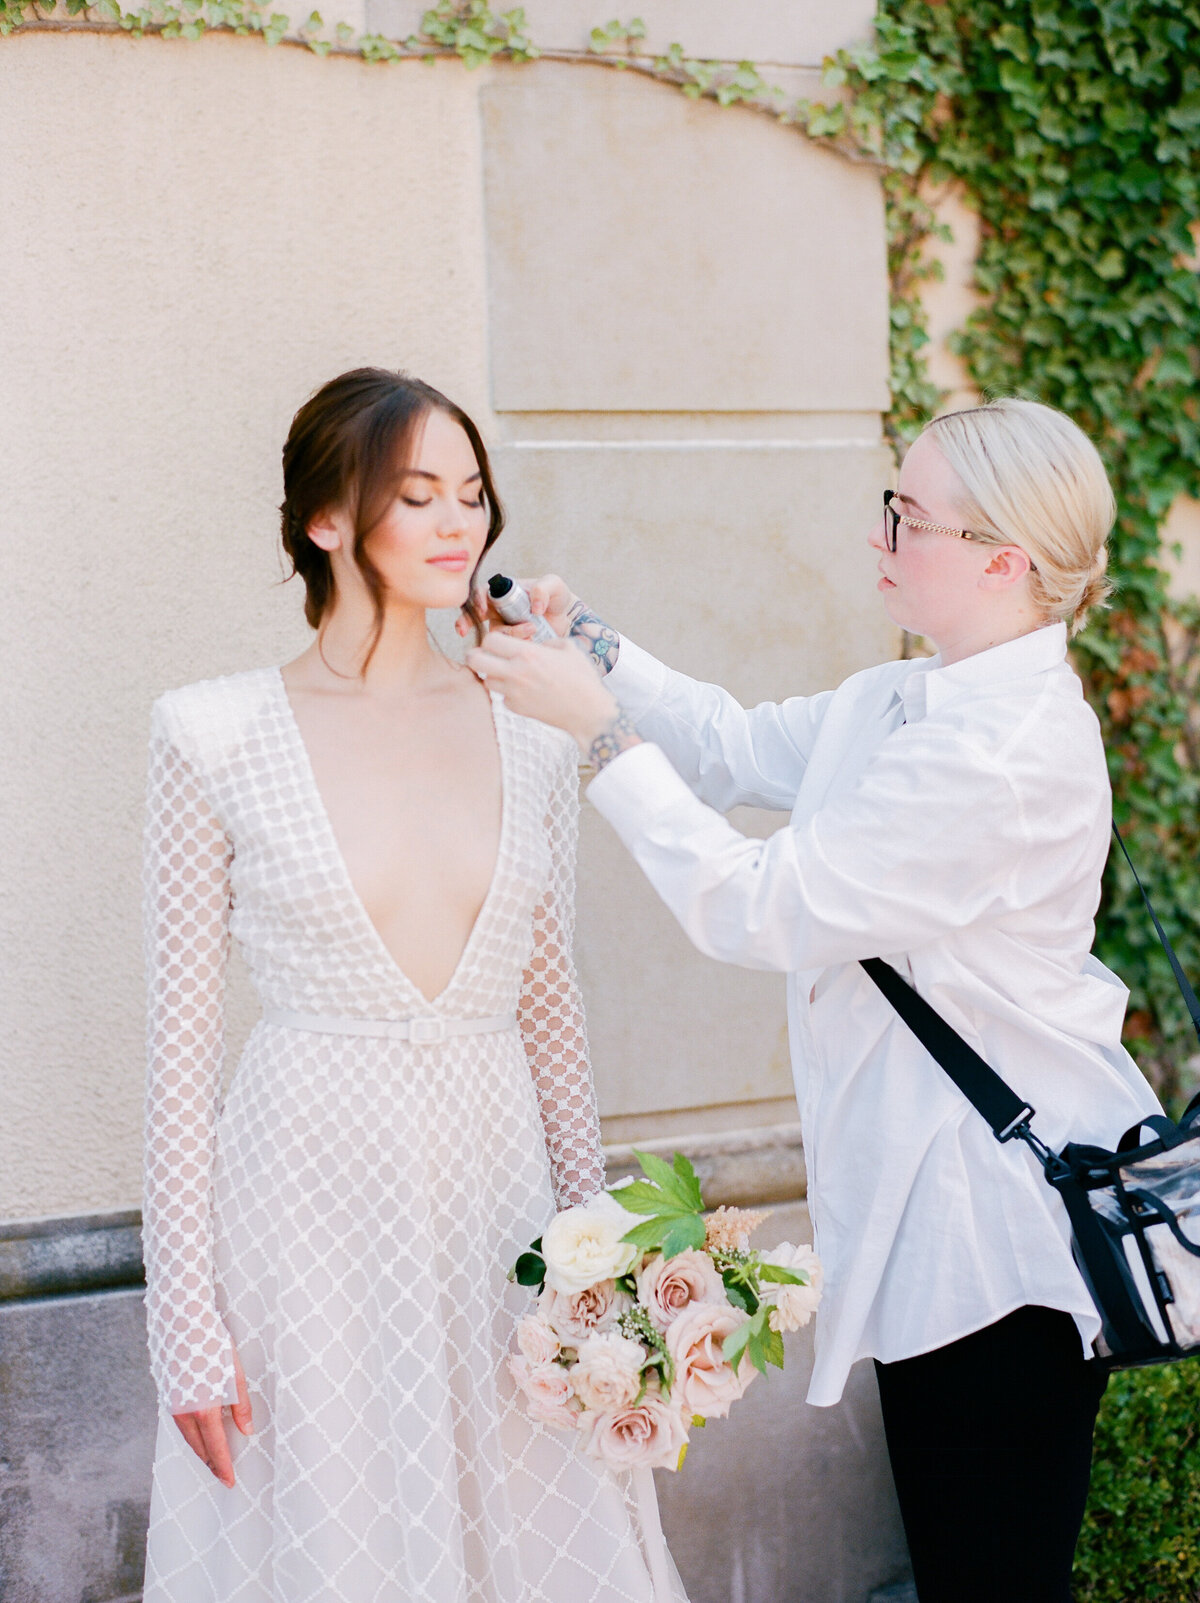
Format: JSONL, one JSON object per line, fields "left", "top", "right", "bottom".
{"left": 1112, "top": 824, "right": 1200, "bottom": 1048}
{"left": 858, "top": 957, "right": 1035, "bottom": 1142}
{"left": 861, "top": 825, "right": 1200, "bottom": 1141}
{"left": 859, "top": 956, "right": 1162, "bottom": 1353}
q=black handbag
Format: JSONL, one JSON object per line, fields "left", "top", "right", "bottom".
{"left": 861, "top": 830, "right": 1200, "bottom": 1370}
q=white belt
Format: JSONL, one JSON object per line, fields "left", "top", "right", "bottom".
{"left": 262, "top": 1008, "right": 517, "bottom": 1044}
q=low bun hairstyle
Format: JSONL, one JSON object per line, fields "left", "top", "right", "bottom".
{"left": 280, "top": 368, "right": 504, "bottom": 661}
{"left": 924, "top": 398, "right": 1115, "bottom": 637}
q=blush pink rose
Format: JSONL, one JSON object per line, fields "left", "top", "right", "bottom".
{"left": 515, "top": 1314, "right": 561, "bottom": 1366}
{"left": 636, "top": 1248, "right": 726, "bottom": 1332}
{"left": 570, "top": 1332, "right": 646, "bottom": 1411}
{"left": 664, "top": 1302, "right": 756, "bottom": 1419}
{"left": 540, "top": 1280, "right": 633, "bottom": 1345}
{"left": 508, "top": 1355, "right": 579, "bottom": 1429}
{"left": 579, "top": 1389, "right": 690, "bottom": 1471}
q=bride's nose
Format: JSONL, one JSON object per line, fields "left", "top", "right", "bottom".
{"left": 437, "top": 502, "right": 470, "bottom": 536}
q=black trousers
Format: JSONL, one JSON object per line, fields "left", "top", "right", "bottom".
{"left": 874, "top": 1305, "right": 1108, "bottom": 1603}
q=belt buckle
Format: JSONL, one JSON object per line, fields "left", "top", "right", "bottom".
{"left": 408, "top": 1017, "right": 447, "bottom": 1045}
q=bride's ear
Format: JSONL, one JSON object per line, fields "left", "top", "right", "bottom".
{"left": 306, "top": 511, "right": 344, "bottom": 553}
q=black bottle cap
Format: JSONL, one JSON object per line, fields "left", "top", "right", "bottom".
{"left": 487, "top": 574, "right": 514, "bottom": 599}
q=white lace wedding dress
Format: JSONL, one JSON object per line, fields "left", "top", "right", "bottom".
{"left": 140, "top": 666, "right": 687, "bottom": 1603}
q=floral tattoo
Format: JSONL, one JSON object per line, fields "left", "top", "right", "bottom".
{"left": 586, "top": 711, "right": 641, "bottom": 773}
{"left": 567, "top": 600, "right": 620, "bottom": 677}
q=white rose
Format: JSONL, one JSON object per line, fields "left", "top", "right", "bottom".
{"left": 759, "top": 1242, "right": 823, "bottom": 1333}
{"left": 515, "top": 1314, "right": 561, "bottom": 1366}
{"left": 541, "top": 1194, "right": 640, "bottom": 1295}
{"left": 570, "top": 1332, "right": 646, "bottom": 1412}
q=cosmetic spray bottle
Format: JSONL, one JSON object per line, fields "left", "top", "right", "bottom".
{"left": 487, "top": 575, "right": 557, "bottom": 644}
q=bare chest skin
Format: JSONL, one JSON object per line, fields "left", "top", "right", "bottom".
{"left": 281, "top": 668, "right": 503, "bottom": 1003}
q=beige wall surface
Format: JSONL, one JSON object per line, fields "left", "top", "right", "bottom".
{"left": 2, "top": 14, "right": 893, "bottom": 1221}
{"left": 362, "top": 0, "right": 879, "bottom": 63}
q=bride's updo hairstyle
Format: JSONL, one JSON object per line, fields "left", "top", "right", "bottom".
{"left": 280, "top": 367, "right": 505, "bottom": 654}
{"left": 925, "top": 397, "right": 1115, "bottom": 637}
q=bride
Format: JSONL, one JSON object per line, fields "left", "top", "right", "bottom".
{"left": 140, "top": 367, "right": 687, "bottom": 1602}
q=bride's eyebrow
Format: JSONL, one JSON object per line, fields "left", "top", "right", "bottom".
{"left": 401, "top": 468, "right": 483, "bottom": 485}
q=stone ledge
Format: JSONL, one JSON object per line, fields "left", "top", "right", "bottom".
{"left": 605, "top": 1122, "right": 806, "bottom": 1207}
{"left": 0, "top": 1124, "right": 804, "bottom": 1301}
{"left": 0, "top": 1209, "right": 144, "bottom": 1301}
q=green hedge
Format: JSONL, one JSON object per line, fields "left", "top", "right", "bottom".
{"left": 1076, "top": 1361, "right": 1200, "bottom": 1602}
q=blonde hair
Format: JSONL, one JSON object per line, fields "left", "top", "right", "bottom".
{"left": 924, "top": 398, "right": 1115, "bottom": 636}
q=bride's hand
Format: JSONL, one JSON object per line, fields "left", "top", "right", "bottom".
{"left": 455, "top": 574, "right": 579, "bottom": 640}
{"left": 171, "top": 1342, "right": 254, "bottom": 1488}
{"left": 465, "top": 631, "right": 620, "bottom": 753}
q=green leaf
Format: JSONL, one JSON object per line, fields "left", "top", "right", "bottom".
{"left": 747, "top": 1320, "right": 786, "bottom": 1374}
{"left": 620, "top": 1216, "right": 676, "bottom": 1251}
{"left": 756, "top": 1264, "right": 804, "bottom": 1286}
{"left": 670, "top": 1149, "right": 705, "bottom": 1209}
{"left": 721, "top": 1276, "right": 756, "bottom": 1314}
{"left": 721, "top": 1318, "right": 753, "bottom": 1368}
{"left": 633, "top": 1149, "right": 697, "bottom": 1207}
{"left": 659, "top": 1214, "right": 707, "bottom": 1259}
{"left": 610, "top": 1180, "right": 694, "bottom": 1218}
{"left": 514, "top": 1252, "right": 545, "bottom": 1288}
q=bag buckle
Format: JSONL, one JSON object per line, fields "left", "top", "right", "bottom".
{"left": 998, "top": 1105, "right": 1037, "bottom": 1142}
{"left": 408, "top": 1017, "right": 448, "bottom": 1044}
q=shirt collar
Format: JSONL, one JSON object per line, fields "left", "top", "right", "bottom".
{"left": 898, "top": 621, "right": 1068, "bottom": 723}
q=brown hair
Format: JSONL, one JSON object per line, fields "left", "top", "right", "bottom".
{"left": 279, "top": 367, "right": 504, "bottom": 661}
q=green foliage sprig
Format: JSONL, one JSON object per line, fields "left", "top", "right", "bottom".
{"left": 612, "top": 1148, "right": 708, "bottom": 1258}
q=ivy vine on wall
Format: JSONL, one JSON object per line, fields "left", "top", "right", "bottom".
{"left": 821, "top": 1, "right": 1200, "bottom": 1103}
{"left": 4, "top": 0, "right": 1199, "bottom": 1102}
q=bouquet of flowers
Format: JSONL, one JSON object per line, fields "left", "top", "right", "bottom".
{"left": 508, "top": 1150, "right": 822, "bottom": 1470}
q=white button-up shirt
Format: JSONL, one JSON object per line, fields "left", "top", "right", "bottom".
{"left": 589, "top": 621, "right": 1160, "bottom": 1405}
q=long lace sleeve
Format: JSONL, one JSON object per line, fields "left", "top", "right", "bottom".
{"left": 518, "top": 744, "right": 606, "bottom": 1209}
{"left": 142, "top": 701, "right": 240, "bottom": 1414}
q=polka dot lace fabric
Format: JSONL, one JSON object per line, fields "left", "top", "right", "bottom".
{"left": 141, "top": 668, "right": 686, "bottom": 1603}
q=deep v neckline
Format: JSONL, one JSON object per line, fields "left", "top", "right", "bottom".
{"left": 272, "top": 667, "right": 511, "bottom": 1012}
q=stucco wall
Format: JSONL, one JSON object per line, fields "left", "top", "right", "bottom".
{"left": 1, "top": 11, "right": 893, "bottom": 1221}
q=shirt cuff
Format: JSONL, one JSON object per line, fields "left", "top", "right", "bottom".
{"left": 586, "top": 740, "right": 696, "bottom": 842}
{"left": 607, "top": 635, "right": 670, "bottom": 722}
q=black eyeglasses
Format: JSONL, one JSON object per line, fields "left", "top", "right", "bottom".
{"left": 882, "top": 489, "right": 989, "bottom": 554}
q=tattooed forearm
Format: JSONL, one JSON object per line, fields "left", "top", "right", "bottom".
{"left": 567, "top": 600, "right": 621, "bottom": 677}
{"left": 585, "top": 711, "right": 642, "bottom": 773}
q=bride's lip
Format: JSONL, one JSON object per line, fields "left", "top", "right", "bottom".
{"left": 877, "top": 573, "right": 896, "bottom": 590}
{"left": 428, "top": 553, "right": 471, "bottom": 569}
